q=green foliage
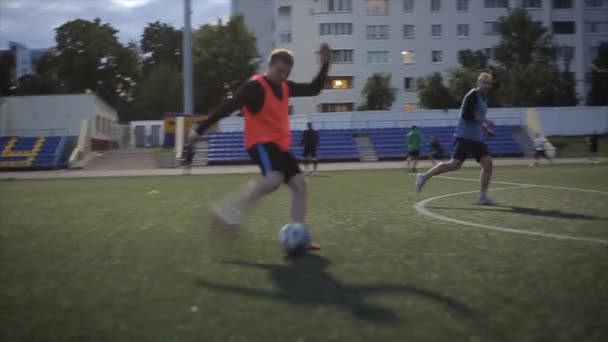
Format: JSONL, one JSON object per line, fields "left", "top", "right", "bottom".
{"left": 192, "top": 15, "right": 259, "bottom": 114}
{"left": 417, "top": 73, "right": 457, "bottom": 110}
{"left": 358, "top": 73, "right": 397, "bottom": 110}
{"left": 587, "top": 42, "right": 608, "bottom": 106}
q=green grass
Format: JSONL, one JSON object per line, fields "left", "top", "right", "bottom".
{"left": 1, "top": 165, "right": 608, "bottom": 342}
{"left": 549, "top": 135, "right": 606, "bottom": 158}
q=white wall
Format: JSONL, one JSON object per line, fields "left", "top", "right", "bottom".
{"left": 90, "top": 95, "right": 119, "bottom": 141}
{"left": 0, "top": 94, "right": 119, "bottom": 141}
{"left": 218, "top": 106, "right": 608, "bottom": 136}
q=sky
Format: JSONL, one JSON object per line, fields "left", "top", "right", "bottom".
{"left": 0, "top": 0, "right": 231, "bottom": 49}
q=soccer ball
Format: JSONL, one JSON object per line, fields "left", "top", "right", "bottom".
{"left": 279, "top": 223, "right": 311, "bottom": 256}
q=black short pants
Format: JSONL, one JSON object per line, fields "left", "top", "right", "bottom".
{"left": 590, "top": 143, "right": 598, "bottom": 153}
{"left": 247, "top": 142, "right": 301, "bottom": 183}
{"left": 452, "top": 138, "right": 490, "bottom": 163}
{"left": 535, "top": 150, "right": 547, "bottom": 158}
{"left": 408, "top": 150, "right": 420, "bottom": 157}
{"left": 303, "top": 145, "right": 317, "bottom": 158}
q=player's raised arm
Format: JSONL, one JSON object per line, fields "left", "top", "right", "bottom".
{"left": 287, "top": 43, "right": 331, "bottom": 97}
{"left": 188, "top": 80, "right": 264, "bottom": 143}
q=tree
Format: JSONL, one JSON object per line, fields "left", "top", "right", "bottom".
{"left": 140, "top": 21, "right": 183, "bottom": 77}
{"left": 458, "top": 49, "right": 489, "bottom": 70}
{"left": 131, "top": 64, "right": 183, "bottom": 120}
{"left": 52, "top": 18, "right": 139, "bottom": 108}
{"left": 358, "top": 73, "right": 397, "bottom": 111}
{"left": 493, "top": 8, "right": 556, "bottom": 68}
{"left": 417, "top": 73, "right": 456, "bottom": 110}
{"left": 587, "top": 42, "right": 608, "bottom": 106}
{"left": 0, "top": 50, "right": 15, "bottom": 95}
{"left": 192, "top": 15, "right": 259, "bottom": 114}
{"left": 489, "top": 8, "right": 577, "bottom": 106}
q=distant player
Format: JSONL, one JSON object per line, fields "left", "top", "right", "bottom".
{"left": 406, "top": 125, "right": 423, "bottom": 173}
{"left": 188, "top": 43, "right": 331, "bottom": 249}
{"left": 430, "top": 136, "right": 445, "bottom": 166}
{"left": 415, "top": 72, "right": 496, "bottom": 205}
{"left": 587, "top": 131, "right": 600, "bottom": 163}
{"left": 182, "top": 143, "right": 195, "bottom": 174}
{"left": 532, "top": 133, "right": 552, "bottom": 165}
{"left": 301, "top": 122, "right": 320, "bottom": 175}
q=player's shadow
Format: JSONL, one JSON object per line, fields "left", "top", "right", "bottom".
{"left": 195, "top": 254, "right": 474, "bottom": 324}
{"left": 428, "top": 205, "right": 607, "bottom": 221}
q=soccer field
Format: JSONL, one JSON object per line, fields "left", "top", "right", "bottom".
{"left": 1, "top": 164, "right": 607, "bottom": 342}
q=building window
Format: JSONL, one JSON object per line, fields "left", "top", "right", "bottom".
{"left": 367, "top": 51, "right": 390, "bottom": 64}
{"left": 485, "top": 0, "right": 508, "bottom": 8}
{"left": 367, "top": 0, "right": 389, "bottom": 15}
{"left": 522, "top": 0, "right": 542, "bottom": 8}
{"left": 552, "top": 0, "right": 573, "bottom": 8}
{"left": 324, "top": 0, "right": 353, "bottom": 12}
{"left": 403, "top": 0, "right": 414, "bottom": 12}
{"left": 367, "top": 25, "right": 390, "bottom": 39}
{"left": 404, "top": 77, "right": 417, "bottom": 91}
{"left": 457, "top": 0, "right": 469, "bottom": 11}
{"left": 590, "top": 46, "right": 600, "bottom": 60}
{"left": 319, "top": 23, "right": 353, "bottom": 36}
{"left": 96, "top": 116, "right": 101, "bottom": 133}
{"left": 326, "top": 49, "right": 354, "bottom": 63}
{"left": 484, "top": 21, "right": 500, "bottom": 35}
{"left": 403, "top": 103, "right": 417, "bottom": 111}
{"left": 325, "top": 76, "right": 354, "bottom": 89}
{"left": 556, "top": 46, "right": 575, "bottom": 60}
{"left": 402, "top": 50, "right": 415, "bottom": 64}
{"left": 403, "top": 25, "right": 415, "bottom": 38}
{"left": 457, "top": 24, "right": 470, "bottom": 37}
{"left": 431, "top": 24, "right": 442, "bottom": 38}
{"left": 553, "top": 21, "right": 576, "bottom": 34}
{"left": 585, "top": 21, "right": 608, "bottom": 33}
{"left": 279, "top": 31, "right": 292, "bottom": 43}
{"left": 278, "top": 5, "right": 291, "bottom": 16}
{"left": 586, "top": 0, "right": 608, "bottom": 7}
{"left": 431, "top": 50, "right": 443, "bottom": 63}
{"left": 320, "top": 103, "right": 354, "bottom": 113}
{"left": 431, "top": 0, "right": 441, "bottom": 11}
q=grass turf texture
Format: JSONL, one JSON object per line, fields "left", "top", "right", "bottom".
{"left": 1, "top": 164, "right": 607, "bottom": 342}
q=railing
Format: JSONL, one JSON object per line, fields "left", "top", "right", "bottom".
{"left": 217, "top": 117, "right": 524, "bottom": 132}
{"left": 0, "top": 128, "right": 69, "bottom": 137}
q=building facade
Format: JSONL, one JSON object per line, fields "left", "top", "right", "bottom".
{"left": 230, "top": 0, "right": 608, "bottom": 114}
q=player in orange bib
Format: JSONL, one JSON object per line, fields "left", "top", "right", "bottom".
{"left": 189, "top": 43, "right": 331, "bottom": 248}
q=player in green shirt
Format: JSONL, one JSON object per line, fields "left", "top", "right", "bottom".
{"left": 406, "top": 125, "right": 424, "bottom": 173}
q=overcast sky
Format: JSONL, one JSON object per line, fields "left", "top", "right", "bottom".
{"left": 0, "top": 0, "right": 231, "bottom": 49}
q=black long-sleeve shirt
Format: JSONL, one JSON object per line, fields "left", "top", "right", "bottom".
{"left": 196, "top": 63, "right": 329, "bottom": 134}
{"left": 301, "top": 129, "right": 320, "bottom": 147}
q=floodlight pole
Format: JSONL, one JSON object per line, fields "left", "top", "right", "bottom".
{"left": 177, "top": 0, "right": 194, "bottom": 159}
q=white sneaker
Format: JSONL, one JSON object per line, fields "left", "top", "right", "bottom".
{"left": 415, "top": 173, "right": 426, "bottom": 193}
{"left": 478, "top": 196, "right": 495, "bottom": 206}
{"left": 210, "top": 202, "right": 244, "bottom": 231}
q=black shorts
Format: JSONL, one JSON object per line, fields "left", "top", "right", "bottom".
{"left": 303, "top": 145, "right": 317, "bottom": 158}
{"left": 590, "top": 144, "right": 598, "bottom": 153}
{"left": 535, "top": 150, "right": 547, "bottom": 158}
{"left": 247, "top": 143, "right": 301, "bottom": 183}
{"left": 408, "top": 150, "right": 420, "bottom": 157}
{"left": 452, "top": 138, "right": 490, "bottom": 163}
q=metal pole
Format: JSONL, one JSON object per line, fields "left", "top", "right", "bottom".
{"left": 177, "top": 0, "right": 194, "bottom": 159}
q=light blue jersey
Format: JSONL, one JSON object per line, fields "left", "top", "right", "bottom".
{"left": 454, "top": 89, "right": 487, "bottom": 142}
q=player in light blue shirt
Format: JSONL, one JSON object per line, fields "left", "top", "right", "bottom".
{"left": 415, "top": 73, "right": 496, "bottom": 205}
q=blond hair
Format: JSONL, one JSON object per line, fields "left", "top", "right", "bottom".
{"left": 268, "top": 48, "right": 294, "bottom": 67}
{"left": 478, "top": 72, "right": 493, "bottom": 82}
